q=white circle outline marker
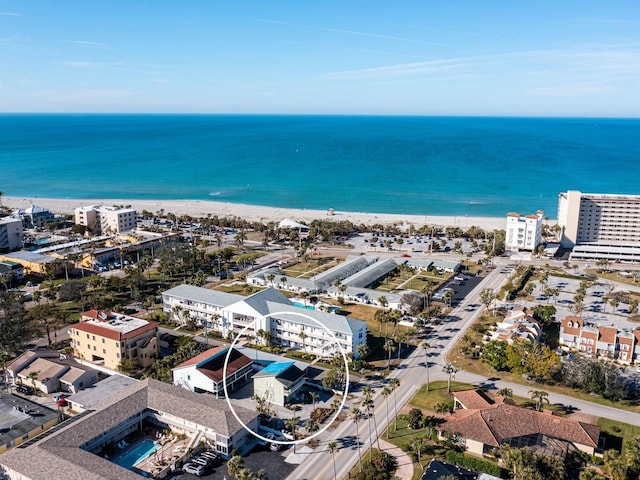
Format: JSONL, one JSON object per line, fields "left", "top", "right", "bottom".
{"left": 223, "top": 310, "right": 350, "bottom": 445}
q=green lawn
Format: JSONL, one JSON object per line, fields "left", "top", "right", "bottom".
{"left": 597, "top": 418, "right": 640, "bottom": 454}
{"left": 409, "top": 380, "right": 474, "bottom": 411}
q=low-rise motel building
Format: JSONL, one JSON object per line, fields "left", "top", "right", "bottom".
{"left": 69, "top": 310, "right": 159, "bottom": 370}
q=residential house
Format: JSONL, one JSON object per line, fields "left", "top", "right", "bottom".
{"left": 7, "top": 350, "right": 98, "bottom": 394}
{"left": 70, "top": 310, "right": 159, "bottom": 370}
{"left": 172, "top": 345, "right": 253, "bottom": 398}
{"left": 559, "top": 316, "right": 639, "bottom": 364}
{"left": 439, "top": 390, "right": 600, "bottom": 458}
{"left": 489, "top": 306, "right": 541, "bottom": 343}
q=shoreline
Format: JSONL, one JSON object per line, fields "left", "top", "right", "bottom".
{"left": 4, "top": 196, "right": 512, "bottom": 231}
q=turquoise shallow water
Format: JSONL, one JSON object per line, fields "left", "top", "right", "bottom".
{"left": 1, "top": 114, "right": 638, "bottom": 217}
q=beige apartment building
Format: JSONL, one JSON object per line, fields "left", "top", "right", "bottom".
{"left": 557, "top": 190, "right": 640, "bottom": 261}
{"left": 70, "top": 310, "right": 159, "bottom": 370}
{"left": 74, "top": 205, "right": 137, "bottom": 235}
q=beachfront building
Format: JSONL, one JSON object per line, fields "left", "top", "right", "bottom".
{"left": 0, "top": 216, "right": 24, "bottom": 252}
{"left": 74, "top": 205, "right": 137, "bottom": 235}
{"left": 439, "top": 390, "right": 600, "bottom": 458}
{"left": 16, "top": 205, "right": 56, "bottom": 229}
{"left": 557, "top": 190, "right": 640, "bottom": 261}
{"left": 505, "top": 210, "right": 544, "bottom": 252}
{"left": 0, "top": 378, "right": 260, "bottom": 479}
{"left": 559, "top": 315, "right": 640, "bottom": 364}
{"left": 162, "top": 285, "right": 368, "bottom": 359}
{"left": 70, "top": 310, "right": 159, "bottom": 370}
{"left": 172, "top": 345, "right": 253, "bottom": 397}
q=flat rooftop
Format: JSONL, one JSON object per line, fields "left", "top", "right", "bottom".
{"left": 0, "top": 392, "right": 59, "bottom": 450}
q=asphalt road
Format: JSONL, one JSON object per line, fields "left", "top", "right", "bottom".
{"left": 285, "top": 261, "right": 640, "bottom": 480}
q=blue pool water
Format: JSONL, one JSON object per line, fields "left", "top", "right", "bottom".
{"left": 292, "top": 302, "right": 315, "bottom": 310}
{"left": 112, "top": 439, "right": 159, "bottom": 469}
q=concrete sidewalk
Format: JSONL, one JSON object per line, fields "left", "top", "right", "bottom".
{"left": 377, "top": 438, "right": 414, "bottom": 480}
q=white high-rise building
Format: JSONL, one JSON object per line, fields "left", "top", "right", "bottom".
{"left": 0, "top": 216, "right": 24, "bottom": 252}
{"left": 505, "top": 210, "right": 544, "bottom": 252}
{"left": 74, "top": 205, "right": 137, "bottom": 235}
{"left": 557, "top": 190, "right": 640, "bottom": 261}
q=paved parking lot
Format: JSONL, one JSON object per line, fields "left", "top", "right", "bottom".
{"left": 170, "top": 444, "right": 296, "bottom": 480}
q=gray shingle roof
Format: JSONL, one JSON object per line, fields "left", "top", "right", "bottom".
{"left": 264, "top": 301, "right": 366, "bottom": 335}
{"left": 163, "top": 284, "right": 242, "bottom": 307}
{"left": 0, "top": 378, "right": 258, "bottom": 480}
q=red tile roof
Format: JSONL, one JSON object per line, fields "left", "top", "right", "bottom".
{"left": 174, "top": 346, "right": 252, "bottom": 384}
{"left": 72, "top": 316, "right": 158, "bottom": 341}
{"left": 561, "top": 316, "right": 583, "bottom": 336}
{"left": 453, "top": 390, "right": 493, "bottom": 410}
{"left": 174, "top": 345, "right": 229, "bottom": 368}
{"left": 441, "top": 400, "right": 599, "bottom": 448}
{"left": 598, "top": 326, "right": 618, "bottom": 345}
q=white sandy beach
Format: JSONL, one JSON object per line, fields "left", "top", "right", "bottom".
{"left": 4, "top": 196, "right": 508, "bottom": 231}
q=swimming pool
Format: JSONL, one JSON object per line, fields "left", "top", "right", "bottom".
{"left": 112, "top": 439, "right": 159, "bottom": 469}
{"left": 292, "top": 302, "right": 315, "bottom": 310}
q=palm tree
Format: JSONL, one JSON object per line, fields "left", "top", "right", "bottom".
{"left": 411, "top": 438, "right": 425, "bottom": 470}
{"left": 497, "top": 387, "right": 513, "bottom": 399}
{"left": 362, "top": 394, "right": 380, "bottom": 455}
{"left": 266, "top": 273, "right": 275, "bottom": 287}
{"left": 280, "top": 276, "right": 287, "bottom": 290}
{"left": 420, "top": 341, "right": 431, "bottom": 391}
{"left": 378, "top": 295, "right": 388, "bottom": 310}
{"left": 27, "top": 370, "right": 39, "bottom": 392}
{"left": 327, "top": 441, "right": 338, "bottom": 480}
{"left": 234, "top": 229, "right": 247, "bottom": 252}
{"left": 443, "top": 363, "right": 458, "bottom": 394}
{"left": 298, "top": 328, "right": 308, "bottom": 353}
{"left": 350, "top": 407, "right": 363, "bottom": 472}
{"left": 381, "top": 386, "right": 391, "bottom": 439}
{"left": 384, "top": 339, "right": 396, "bottom": 370}
{"left": 363, "top": 397, "right": 377, "bottom": 461}
{"left": 389, "top": 378, "right": 400, "bottom": 431}
{"left": 310, "top": 391, "right": 319, "bottom": 412}
{"left": 528, "top": 389, "right": 549, "bottom": 411}
{"left": 305, "top": 418, "right": 319, "bottom": 437}
{"left": 435, "top": 402, "right": 450, "bottom": 415}
{"left": 285, "top": 416, "right": 300, "bottom": 453}
{"left": 395, "top": 331, "right": 408, "bottom": 359}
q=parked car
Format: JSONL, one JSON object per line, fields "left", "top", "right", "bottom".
{"left": 16, "top": 385, "right": 35, "bottom": 395}
{"left": 183, "top": 463, "right": 206, "bottom": 476}
{"left": 269, "top": 441, "right": 282, "bottom": 452}
{"left": 191, "top": 457, "right": 209, "bottom": 468}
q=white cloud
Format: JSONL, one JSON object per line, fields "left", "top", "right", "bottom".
{"left": 75, "top": 40, "right": 108, "bottom": 48}
{"left": 0, "top": 11, "right": 22, "bottom": 16}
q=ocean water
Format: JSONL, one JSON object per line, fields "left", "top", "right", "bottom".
{"left": 1, "top": 114, "right": 638, "bottom": 218}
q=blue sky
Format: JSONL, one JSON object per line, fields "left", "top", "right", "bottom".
{"left": 1, "top": 1, "right": 639, "bottom": 116}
